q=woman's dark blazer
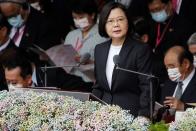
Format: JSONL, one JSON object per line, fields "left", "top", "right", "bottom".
{"left": 92, "top": 36, "right": 153, "bottom": 117}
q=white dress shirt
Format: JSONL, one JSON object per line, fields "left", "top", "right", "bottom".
{"left": 106, "top": 44, "right": 122, "bottom": 89}
{"left": 176, "top": 0, "right": 182, "bottom": 14}
{"left": 173, "top": 68, "right": 195, "bottom": 97}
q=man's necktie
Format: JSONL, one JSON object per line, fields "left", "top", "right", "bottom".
{"left": 169, "top": 81, "right": 183, "bottom": 115}
{"left": 174, "top": 81, "right": 183, "bottom": 100}
{"left": 13, "top": 29, "right": 20, "bottom": 43}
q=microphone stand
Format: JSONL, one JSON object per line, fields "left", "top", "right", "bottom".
{"left": 44, "top": 64, "right": 47, "bottom": 87}
{"left": 40, "top": 64, "right": 80, "bottom": 69}
{"left": 40, "top": 52, "right": 91, "bottom": 87}
{"left": 116, "top": 66, "right": 157, "bottom": 121}
{"left": 41, "top": 63, "right": 81, "bottom": 87}
{"left": 149, "top": 76, "right": 154, "bottom": 122}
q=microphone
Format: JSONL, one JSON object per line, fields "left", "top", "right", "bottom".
{"left": 40, "top": 53, "right": 91, "bottom": 69}
{"left": 79, "top": 52, "right": 91, "bottom": 65}
{"left": 113, "top": 55, "right": 120, "bottom": 66}
{"left": 113, "top": 55, "right": 157, "bottom": 121}
{"left": 113, "top": 55, "right": 158, "bottom": 79}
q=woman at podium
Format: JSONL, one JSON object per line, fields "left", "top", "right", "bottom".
{"left": 92, "top": 2, "right": 153, "bottom": 117}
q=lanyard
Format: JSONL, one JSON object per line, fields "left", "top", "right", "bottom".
{"left": 156, "top": 16, "right": 174, "bottom": 47}
{"left": 74, "top": 37, "right": 83, "bottom": 52}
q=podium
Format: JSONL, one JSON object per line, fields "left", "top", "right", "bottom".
{"left": 10, "top": 87, "right": 107, "bottom": 105}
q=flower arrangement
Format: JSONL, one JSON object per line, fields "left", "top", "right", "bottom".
{"left": 169, "top": 108, "right": 196, "bottom": 131}
{"left": 0, "top": 90, "right": 151, "bottom": 130}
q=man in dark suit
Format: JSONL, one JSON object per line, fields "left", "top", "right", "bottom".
{"left": 147, "top": 0, "right": 195, "bottom": 84}
{"left": 159, "top": 45, "right": 196, "bottom": 113}
{"left": 0, "top": 47, "right": 92, "bottom": 92}
{"left": 0, "top": 0, "right": 61, "bottom": 50}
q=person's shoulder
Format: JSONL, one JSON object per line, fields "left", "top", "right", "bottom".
{"left": 65, "top": 29, "right": 81, "bottom": 42}
{"left": 89, "top": 24, "right": 106, "bottom": 40}
{"left": 127, "top": 36, "right": 149, "bottom": 49}
{"left": 66, "top": 29, "right": 81, "bottom": 37}
{"left": 95, "top": 39, "right": 111, "bottom": 48}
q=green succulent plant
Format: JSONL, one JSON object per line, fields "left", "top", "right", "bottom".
{"left": 149, "top": 121, "right": 169, "bottom": 131}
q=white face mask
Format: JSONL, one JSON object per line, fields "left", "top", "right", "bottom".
{"left": 193, "top": 55, "right": 196, "bottom": 67}
{"left": 167, "top": 68, "right": 182, "bottom": 82}
{"left": 73, "top": 17, "right": 89, "bottom": 30}
{"left": 8, "top": 83, "right": 23, "bottom": 91}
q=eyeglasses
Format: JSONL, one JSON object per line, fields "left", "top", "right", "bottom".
{"left": 106, "top": 16, "right": 127, "bottom": 25}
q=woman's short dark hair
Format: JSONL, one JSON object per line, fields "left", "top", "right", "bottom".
{"left": 71, "top": 0, "right": 98, "bottom": 22}
{"left": 98, "top": 2, "right": 133, "bottom": 38}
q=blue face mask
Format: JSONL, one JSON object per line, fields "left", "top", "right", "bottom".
{"left": 8, "top": 14, "right": 24, "bottom": 28}
{"left": 151, "top": 10, "right": 168, "bottom": 23}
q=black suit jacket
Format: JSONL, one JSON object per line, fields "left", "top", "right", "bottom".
{"left": 17, "top": 7, "right": 60, "bottom": 50}
{"left": 35, "top": 67, "right": 93, "bottom": 92}
{"left": 0, "top": 64, "right": 7, "bottom": 91}
{"left": 159, "top": 69, "right": 196, "bottom": 107}
{"left": 92, "top": 36, "right": 153, "bottom": 117}
{"left": 178, "top": 0, "right": 196, "bottom": 29}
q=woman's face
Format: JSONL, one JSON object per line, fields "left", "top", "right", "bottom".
{"left": 105, "top": 8, "right": 128, "bottom": 41}
{"left": 72, "top": 12, "right": 95, "bottom": 32}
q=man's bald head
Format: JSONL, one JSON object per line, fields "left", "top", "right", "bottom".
{"left": 164, "top": 45, "right": 194, "bottom": 81}
{"left": 165, "top": 46, "right": 193, "bottom": 65}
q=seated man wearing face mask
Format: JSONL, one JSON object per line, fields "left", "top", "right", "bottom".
{"left": 0, "top": 0, "right": 61, "bottom": 50}
{"left": 187, "top": 32, "right": 196, "bottom": 67}
{"left": 0, "top": 47, "right": 93, "bottom": 91}
{"left": 3, "top": 51, "right": 33, "bottom": 89}
{"left": 147, "top": 0, "right": 195, "bottom": 84}
{"left": 157, "top": 45, "right": 196, "bottom": 121}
